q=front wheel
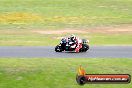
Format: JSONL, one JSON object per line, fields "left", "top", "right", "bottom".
{"left": 55, "top": 45, "right": 63, "bottom": 52}
{"left": 79, "top": 44, "right": 89, "bottom": 52}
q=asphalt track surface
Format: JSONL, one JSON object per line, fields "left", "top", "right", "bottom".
{"left": 0, "top": 46, "right": 132, "bottom": 58}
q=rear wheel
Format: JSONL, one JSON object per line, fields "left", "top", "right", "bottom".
{"left": 55, "top": 45, "right": 63, "bottom": 52}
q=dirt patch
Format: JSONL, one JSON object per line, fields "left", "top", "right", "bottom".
{"left": 33, "top": 29, "right": 87, "bottom": 34}
{"left": 89, "top": 25, "right": 132, "bottom": 34}
{"left": 32, "top": 25, "right": 132, "bottom": 35}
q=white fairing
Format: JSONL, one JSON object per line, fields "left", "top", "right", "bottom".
{"left": 78, "top": 38, "right": 82, "bottom": 43}
{"left": 87, "top": 40, "right": 90, "bottom": 43}
{"left": 69, "top": 42, "right": 74, "bottom": 45}
{"left": 71, "top": 44, "right": 76, "bottom": 48}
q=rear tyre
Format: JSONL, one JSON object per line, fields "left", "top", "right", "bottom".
{"left": 55, "top": 45, "right": 63, "bottom": 52}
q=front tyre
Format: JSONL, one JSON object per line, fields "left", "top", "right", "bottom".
{"left": 55, "top": 45, "right": 63, "bottom": 52}
{"left": 83, "top": 44, "right": 89, "bottom": 52}
{"left": 80, "top": 44, "right": 89, "bottom": 52}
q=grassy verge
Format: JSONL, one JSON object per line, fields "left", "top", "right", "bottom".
{"left": 0, "top": 0, "right": 132, "bottom": 46}
{"left": 0, "top": 31, "right": 132, "bottom": 46}
{"left": 0, "top": 0, "right": 132, "bottom": 28}
{"left": 0, "top": 58, "right": 132, "bottom": 88}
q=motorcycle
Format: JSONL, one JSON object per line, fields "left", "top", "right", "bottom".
{"left": 55, "top": 37, "right": 89, "bottom": 52}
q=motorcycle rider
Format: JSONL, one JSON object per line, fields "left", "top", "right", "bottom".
{"left": 69, "top": 34, "right": 82, "bottom": 52}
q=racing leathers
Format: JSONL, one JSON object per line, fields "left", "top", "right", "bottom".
{"left": 70, "top": 37, "right": 82, "bottom": 52}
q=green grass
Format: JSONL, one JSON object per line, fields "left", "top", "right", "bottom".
{"left": 0, "top": 31, "right": 132, "bottom": 46}
{"left": 90, "top": 34, "right": 132, "bottom": 45}
{"left": 0, "top": 0, "right": 132, "bottom": 46}
{"left": 0, "top": 1, "right": 131, "bottom": 88}
{"left": 0, "top": 34, "right": 59, "bottom": 46}
{"left": 0, "top": 58, "right": 132, "bottom": 88}
{"left": 0, "top": 0, "right": 132, "bottom": 28}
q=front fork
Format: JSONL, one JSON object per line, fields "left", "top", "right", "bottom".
{"left": 75, "top": 43, "right": 82, "bottom": 52}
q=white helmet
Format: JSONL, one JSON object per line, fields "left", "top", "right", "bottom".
{"left": 70, "top": 34, "right": 76, "bottom": 40}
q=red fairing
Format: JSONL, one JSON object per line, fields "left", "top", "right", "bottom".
{"left": 75, "top": 38, "right": 82, "bottom": 52}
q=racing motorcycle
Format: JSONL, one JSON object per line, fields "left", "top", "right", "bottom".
{"left": 55, "top": 38, "right": 89, "bottom": 52}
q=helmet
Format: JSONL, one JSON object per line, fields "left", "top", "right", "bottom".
{"left": 70, "top": 34, "right": 76, "bottom": 40}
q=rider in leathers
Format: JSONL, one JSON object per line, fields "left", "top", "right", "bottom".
{"left": 70, "top": 34, "right": 82, "bottom": 52}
